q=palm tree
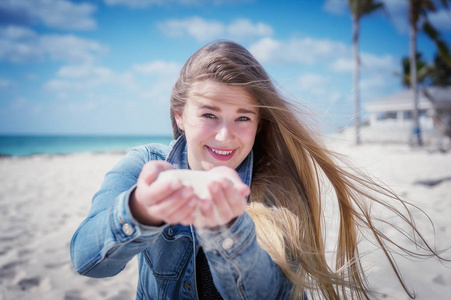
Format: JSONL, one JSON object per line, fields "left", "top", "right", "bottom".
{"left": 348, "top": 0, "right": 385, "bottom": 145}
{"left": 400, "top": 52, "right": 451, "bottom": 88}
{"left": 399, "top": 51, "right": 451, "bottom": 141}
{"left": 429, "top": 53, "right": 451, "bottom": 86}
{"left": 408, "top": 0, "right": 450, "bottom": 147}
{"left": 400, "top": 53, "right": 429, "bottom": 88}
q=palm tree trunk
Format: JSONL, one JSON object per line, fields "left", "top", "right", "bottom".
{"left": 353, "top": 15, "right": 361, "bottom": 145}
{"left": 409, "top": 4, "right": 423, "bottom": 146}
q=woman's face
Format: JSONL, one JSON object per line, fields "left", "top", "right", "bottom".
{"left": 175, "top": 80, "right": 259, "bottom": 171}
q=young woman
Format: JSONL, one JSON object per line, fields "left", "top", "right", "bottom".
{"left": 71, "top": 40, "right": 447, "bottom": 299}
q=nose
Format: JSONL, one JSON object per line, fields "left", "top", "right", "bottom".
{"left": 215, "top": 122, "right": 234, "bottom": 142}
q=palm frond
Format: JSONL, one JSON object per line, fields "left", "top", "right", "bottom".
{"left": 422, "top": 21, "right": 439, "bottom": 40}
{"left": 348, "top": 0, "right": 385, "bottom": 18}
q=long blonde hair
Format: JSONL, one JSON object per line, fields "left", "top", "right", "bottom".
{"left": 170, "top": 40, "right": 447, "bottom": 299}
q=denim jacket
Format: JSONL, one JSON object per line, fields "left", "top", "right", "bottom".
{"left": 70, "top": 135, "right": 292, "bottom": 299}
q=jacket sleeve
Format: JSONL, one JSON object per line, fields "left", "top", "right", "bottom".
{"left": 70, "top": 146, "right": 168, "bottom": 278}
{"left": 196, "top": 212, "right": 293, "bottom": 299}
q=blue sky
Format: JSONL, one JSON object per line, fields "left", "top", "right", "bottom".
{"left": 0, "top": 0, "right": 450, "bottom": 136}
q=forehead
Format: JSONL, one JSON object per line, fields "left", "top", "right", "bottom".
{"left": 188, "top": 80, "right": 257, "bottom": 108}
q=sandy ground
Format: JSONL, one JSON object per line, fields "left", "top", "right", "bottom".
{"left": 0, "top": 140, "right": 450, "bottom": 299}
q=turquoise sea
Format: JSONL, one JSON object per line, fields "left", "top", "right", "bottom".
{"left": 0, "top": 135, "right": 173, "bottom": 157}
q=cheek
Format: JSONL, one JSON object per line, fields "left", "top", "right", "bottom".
{"left": 237, "top": 126, "right": 258, "bottom": 146}
{"left": 185, "top": 122, "right": 216, "bottom": 141}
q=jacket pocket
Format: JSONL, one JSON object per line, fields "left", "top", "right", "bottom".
{"left": 143, "top": 234, "right": 193, "bottom": 280}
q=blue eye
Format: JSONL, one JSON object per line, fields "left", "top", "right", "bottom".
{"left": 202, "top": 113, "right": 216, "bottom": 119}
{"left": 237, "top": 116, "right": 251, "bottom": 122}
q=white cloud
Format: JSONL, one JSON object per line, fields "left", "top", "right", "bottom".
{"left": 330, "top": 57, "right": 353, "bottom": 73}
{"left": 43, "top": 61, "right": 176, "bottom": 134}
{"left": 158, "top": 17, "right": 273, "bottom": 42}
{"left": 0, "top": 76, "right": 12, "bottom": 89}
{"left": 0, "top": 26, "right": 108, "bottom": 63}
{"left": 227, "top": 19, "right": 273, "bottom": 40}
{"left": 0, "top": 25, "right": 36, "bottom": 39}
{"left": 40, "top": 35, "right": 108, "bottom": 63}
{"left": 323, "top": 0, "right": 425, "bottom": 34}
{"left": 322, "top": 0, "right": 411, "bottom": 35}
{"left": 361, "top": 74, "right": 387, "bottom": 90}
{"left": 361, "top": 53, "right": 396, "bottom": 71}
{"left": 132, "top": 61, "right": 182, "bottom": 104}
{"left": 0, "top": 26, "right": 42, "bottom": 62}
{"left": 0, "top": 0, "right": 97, "bottom": 30}
{"left": 45, "top": 60, "right": 180, "bottom": 104}
{"left": 323, "top": 0, "right": 347, "bottom": 15}
{"left": 380, "top": 0, "right": 409, "bottom": 33}
{"left": 249, "top": 37, "right": 348, "bottom": 65}
{"left": 159, "top": 17, "right": 224, "bottom": 42}
{"left": 104, "top": 0, "right": 253, "bottom": 8}
{"left": 330, "top": 53, "right": 396, "bottom": 73}
{"left": 133, "top": 60, "right": 181, "bottom": 76}
{"left": 56, "top": 64, "right": 115, "bottom": 80}
{"left": 298, "top": 74, "right": 331, "bottom": 93}
{"left": 429, "top": 9, "right": 451, "bottom": 31}
{"left": 45, "top": 64, "right": 137, "bottom": 93}
{"left": 323, "top": 0, "right": 441, "bottom": 35}
{"left": 247, "top": 37, "right": 280, "bottom": 62}
{"left": 133, "top": 61, "right": 181, "bottom": 101}
{"left": 380, "top": 0, "right": 451, "bottom": 33}
{"left": 104, "top": 0, "right": 166, "bottom": 8}
{"left": 9, "top": 97, "right": 39, "bottom": 113}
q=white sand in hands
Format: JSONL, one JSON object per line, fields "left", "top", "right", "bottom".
{"left": 155, "top": 169, "right": 239, "bottom": 228}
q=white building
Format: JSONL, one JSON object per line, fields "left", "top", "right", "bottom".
{"left": 354, "top": 87, "right": 451, "bottom": 144}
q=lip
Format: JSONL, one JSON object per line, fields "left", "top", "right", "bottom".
{"left": 206, "top": 146, "right": 236, "bottom": 161}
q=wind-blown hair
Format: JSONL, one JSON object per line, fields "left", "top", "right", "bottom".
{"left": 170, "top": 40, "right": 447, "bottom": 299}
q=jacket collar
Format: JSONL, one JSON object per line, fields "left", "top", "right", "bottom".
{"left": 165, "top": 134, "right": 253, "bottom": 187}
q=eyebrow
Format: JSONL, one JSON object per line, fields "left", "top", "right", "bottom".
{"left": 200, "top": 105, "right": 258, "bottom": 115}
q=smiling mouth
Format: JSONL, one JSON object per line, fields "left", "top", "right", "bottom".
{"left": 206, "top": 146, "right": 236, "bottom": 161}
{"left": 211, "top": 149, "right": 233, "bottom": 155}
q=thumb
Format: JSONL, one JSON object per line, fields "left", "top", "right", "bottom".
{"left": 139, "top": 161, "right": 175, "bottom": 185}
{"left": 236, "top": 183, "right": 250, "bottom": 197}
{"left": 140, "top": 165, "right": 159, "bottom": 186}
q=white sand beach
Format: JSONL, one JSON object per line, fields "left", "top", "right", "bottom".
{"left": 0, "top": 140, "right": 450, "bottom": 299}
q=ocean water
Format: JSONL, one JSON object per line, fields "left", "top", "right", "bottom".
{"left": 0, "top": 135, "right": 173, "bottom": 157}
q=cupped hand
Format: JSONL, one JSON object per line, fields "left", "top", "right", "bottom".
{"left": 130, "top": 161, "right": 199, "bottom": 226}
{"left": 195, "top": 166, "right": 250, "bottom": 228}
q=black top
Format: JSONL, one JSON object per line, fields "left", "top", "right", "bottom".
{"left": 196, "top": 247, "right": 224, "bottom": 300}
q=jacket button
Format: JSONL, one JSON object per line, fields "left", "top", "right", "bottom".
{"left": 122, "top": 223, "right": 134, "bottom": 236}
{"left": 167, "top": 227, "right": 174, "bottom": 236}
{"left": 221, "top": 238, "right": 233, "bottom": 250}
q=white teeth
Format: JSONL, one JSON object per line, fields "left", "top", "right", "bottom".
{"left": 211, "top": 148, "right": 233, "bottom": 155}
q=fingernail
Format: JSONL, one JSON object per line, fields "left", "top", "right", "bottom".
{"left": 202, "top": 200, "right": 211, "bottom": 210}
{"left": 171, "top": 180, "right": 182, "bottom": 189}
{"left": 182, "top": 187, "right": 193, "bottom": 198}
{"left": 212, "top": 182, "right": 219, "bottom": 193}
{"left": 221, "top": 180, "right": 231, "bottom": 189}
{"left": 241, "top": 186, "right": 250, "bottom": 196}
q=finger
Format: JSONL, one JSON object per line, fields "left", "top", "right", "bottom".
{"left": 208, "top": 167, "right": 249, "bottom": 198}
{"left": 140, "top": 161, "right": 175, "bottom": 185}
{"left": 149, "top": 186, "right": 195, "bottom": 224}
{"left": 235, "top": 182, "right": 250, "bottom": 197}
{"left": 198, "top": 197, "right": 214, "bottom": 224}
{"left": 220, "top": 180, "right": 247, "bottom": 217}
{"left": 177, "top": 196, "right": 200, "bottom": 226}
{"left": 137, "top": 178, "right": 183, "bottom": 206}
{"left": 166, "top": 193, "right": 198, "bottom": 225}
{"left": 207, "top": 181, "right": 234, "bottom": 225}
